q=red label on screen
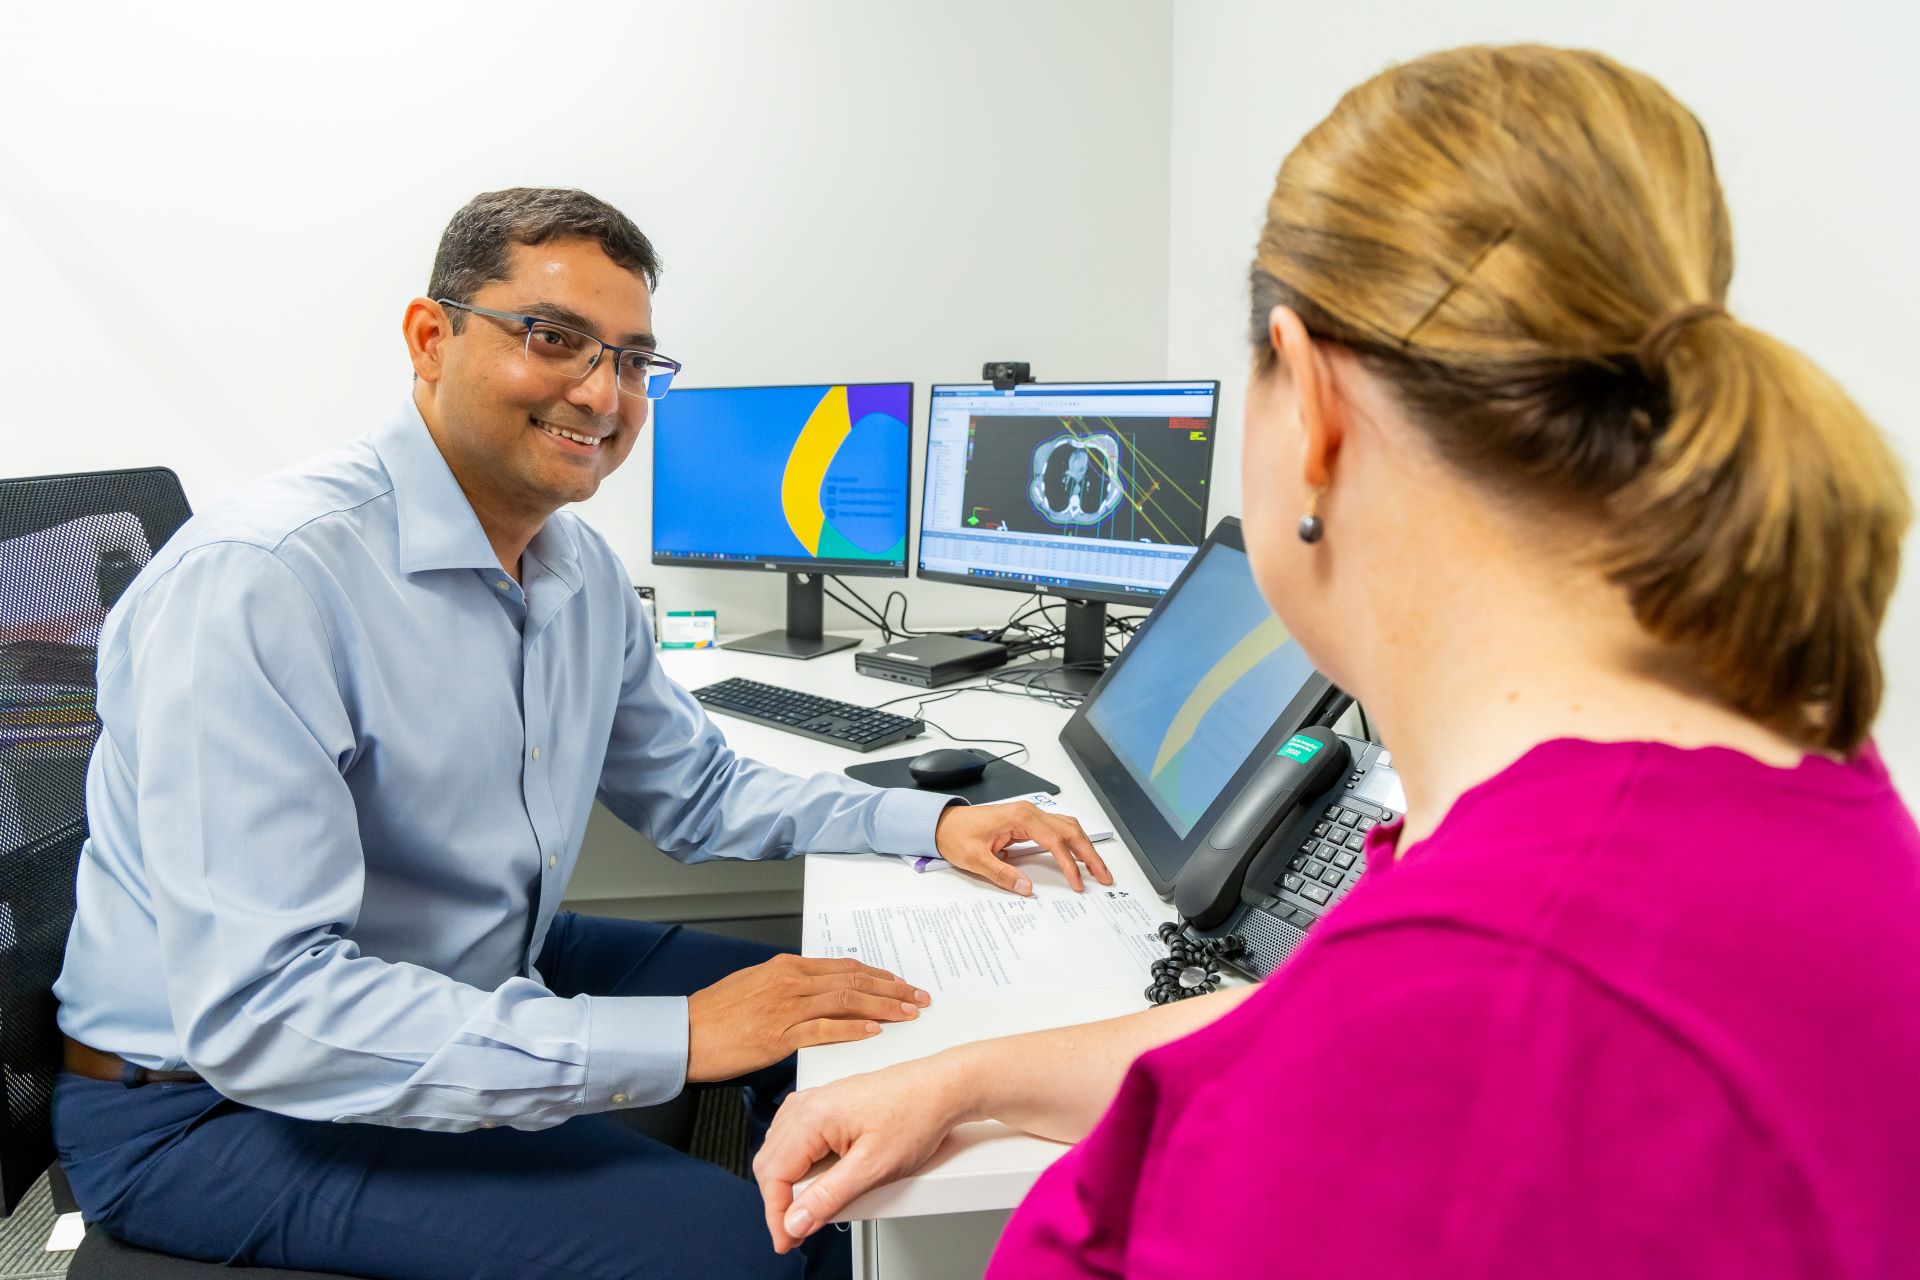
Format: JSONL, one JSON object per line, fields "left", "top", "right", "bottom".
{"left": 1170, "top": 417, "right": 1209, "bottom": 431}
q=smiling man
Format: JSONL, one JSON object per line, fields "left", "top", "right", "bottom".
{"left": 49, "top": 188, "right": 1109, "bottom": 1280}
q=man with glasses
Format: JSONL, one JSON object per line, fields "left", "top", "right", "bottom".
{"left": 51, "top": 187, "right": 1109, "bottom": 1280}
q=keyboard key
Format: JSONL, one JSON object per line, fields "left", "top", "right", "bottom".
{"left": 1288, "top": 907, "right": 1317, "bottom": 928}
{"left": 1333, "top": 851, "right": 1356, "bottom": 870}
{"left": 1283, "top": 874, "right": 1303, "bottom": 893}
{"left": 1338, "top": 811, "right": 1360, "bottom": 828}
{"left": 1301, "top": 883, "right": 1332, "bottom": 905}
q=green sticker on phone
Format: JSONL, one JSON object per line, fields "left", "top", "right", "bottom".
{"left": 1278, "top": 733, "right": 1322, "bottom": 762}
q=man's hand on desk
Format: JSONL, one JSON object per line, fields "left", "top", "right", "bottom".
{"left": 934, "top": 801, "right": 1113, "bottom": 895}
{"left": 686, "top": 955, "right": 932, "bottom": 1083}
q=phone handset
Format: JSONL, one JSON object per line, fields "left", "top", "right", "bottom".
{"left": 1173, "top": 726, "right": 1352, "bottom": 930}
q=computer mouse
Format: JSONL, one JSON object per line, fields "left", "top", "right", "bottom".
{"left": 906, "top": 748, "right": 991, "bottom": 789}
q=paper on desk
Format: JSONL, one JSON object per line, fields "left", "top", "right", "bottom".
{"left": 897, "top": 791, "right": 1114, "bottom": 874}
{"left": 807, "top": 889, "right": 1167, "bottom": 997}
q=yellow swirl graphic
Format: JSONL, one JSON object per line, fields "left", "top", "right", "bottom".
{"left": 1150, "top": 616, "right": 1291, "bottom": 777}
{"left": 780, "top": 386, "right": 852, "bottom": 555}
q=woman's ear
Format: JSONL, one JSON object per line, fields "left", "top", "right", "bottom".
{"left": 1268, "top": 305, "right": 1344, "bottom": 489}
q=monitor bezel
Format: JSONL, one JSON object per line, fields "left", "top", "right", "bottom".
{"left": 914, "top": 379, "right": 1222, "bottom": 606}
{"left": 650, "top": 380, "right": 916, "bottom": 580}
{"left": 1058, "top": 516, "right": 1343, "bottom": 898}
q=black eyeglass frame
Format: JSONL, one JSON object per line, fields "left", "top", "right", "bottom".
{"left": 435, "top": 298, "right": 683, "bottom": 400}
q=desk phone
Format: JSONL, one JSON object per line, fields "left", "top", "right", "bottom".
{"left": 1058, "top": 518, "right": 1405, "bottom": 988}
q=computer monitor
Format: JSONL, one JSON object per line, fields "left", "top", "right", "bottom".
{"left": 917, "top": 379, "right": 1220, "bottom": 693}
{"left": 652, "top": 381, "right": 913, "bottom": 659}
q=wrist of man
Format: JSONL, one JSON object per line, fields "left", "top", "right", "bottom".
{"left": 930, "top": 797, "right": 969, "bottom": 860}
{"left": 874, "top": 787, "right": 962, "bottom": 859}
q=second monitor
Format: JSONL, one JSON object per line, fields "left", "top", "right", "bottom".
{"left": 653, "top": 382, "right": 913, "bottom": 658}
{"left": 918, "top": 379, "right": 1220, "bottom": 693}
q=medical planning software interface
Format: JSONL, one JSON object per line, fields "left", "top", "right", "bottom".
{"left": 652, "top": 383, "right": 912, "bottom": 569}
{"left": 1086, "top": 542, "right": 1321, "bottom": 836}
{"left": 919, "top": 382, "right": 1217, "bottom": 598}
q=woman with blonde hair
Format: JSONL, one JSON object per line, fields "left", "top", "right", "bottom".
{"left": 755, "top": 45, "right": 1919, "bottom": 1276}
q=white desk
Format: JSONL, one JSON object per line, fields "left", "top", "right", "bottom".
{"left": 654, "top": 638, "right": 1175, "bottom": 1279}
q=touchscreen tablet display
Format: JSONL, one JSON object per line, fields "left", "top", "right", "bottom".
{"left": 1084, "top": 541, "right": 1320, "bottom": 837}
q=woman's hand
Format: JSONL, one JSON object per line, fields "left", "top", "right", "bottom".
{"left": 754, "top": 1052, "right": 974, "bottom": 1253}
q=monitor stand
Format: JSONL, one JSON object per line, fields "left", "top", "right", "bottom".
{"left": 723, "top": 573, "right": 859, "bottom": 660}
{"left": 1001, "top": 598, "right": 1109, "bottom": 697}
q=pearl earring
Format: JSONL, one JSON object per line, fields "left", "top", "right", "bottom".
{"left": 1298, "top": 487, "right": 1325, "bottom": 544}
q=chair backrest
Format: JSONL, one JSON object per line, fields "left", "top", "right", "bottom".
{"left": 0, "top": 468, "right": 191, "bottom": 1216}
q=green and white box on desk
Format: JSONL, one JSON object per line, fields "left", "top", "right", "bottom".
{"left": 660, "top": 609, "right": 718, "bottom": 649}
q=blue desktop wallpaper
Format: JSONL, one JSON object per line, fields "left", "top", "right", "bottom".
{"left": 653, "top": 383, "right": 910, "bottom": 565}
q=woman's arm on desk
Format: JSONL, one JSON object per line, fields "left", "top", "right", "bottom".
{"left": 754, "top": 985, "right": 1257, "bottom": 1252}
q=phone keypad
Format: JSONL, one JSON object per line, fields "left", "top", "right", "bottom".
{"left": 1267, "top": 799, "right": 1392, "bottom": 928}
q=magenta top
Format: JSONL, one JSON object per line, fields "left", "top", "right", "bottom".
{"left": 989, "top": 739, "right": 1920, "bottom": 1278}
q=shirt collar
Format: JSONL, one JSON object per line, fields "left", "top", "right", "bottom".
{"left": 372, "top": 397, "right": 581, "bottom": 586}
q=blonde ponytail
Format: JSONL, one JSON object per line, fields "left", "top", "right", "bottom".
{"left": 1249, "top": 45, "right": 1910, "bottom": 754}
{"left": 1606, "top": 313, "right": 1907, "bottom": 750}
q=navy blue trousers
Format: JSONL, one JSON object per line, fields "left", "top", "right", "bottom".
{"left": 52, "top": 913, "right": 848, "bottom": 1279}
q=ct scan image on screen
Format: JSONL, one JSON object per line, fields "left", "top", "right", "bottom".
{"left": 1084, "top": 542, "right": 1320, "bottom": 836}
{"left": 957, "top": 413, "right": 1211, "bottom": 546}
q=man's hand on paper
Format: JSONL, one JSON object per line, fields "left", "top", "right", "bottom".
{"left": 685, "top": 955, "right": 931, "bottom": 1082}
{"left": 933, "top": 800, "right": 1113, "bottom": 895}
{"left": 755, "top": 1053, "right": 969, "bottom": 1253}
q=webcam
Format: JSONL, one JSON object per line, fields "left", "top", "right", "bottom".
{"left": 983, "top": 361, "right": 1033, "bottom": 391}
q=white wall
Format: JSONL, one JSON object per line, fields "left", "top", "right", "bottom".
{"left": 1167, "top": 0, "right": 1920, "bottom": 794}
{"left": 6, "top": 0, "right": 1913, "bottom": 793}
{"left": 1, "top": 0, "right": 1174, "bottom": 633}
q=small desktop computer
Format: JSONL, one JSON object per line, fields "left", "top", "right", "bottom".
{"left": 652, "top": 382, "right": 913, "bottom": 659}
{"left": 917, "top": 379, "right": 1220, "bottom": 694}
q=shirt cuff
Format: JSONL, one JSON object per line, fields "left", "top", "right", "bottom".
{"left": 868, "top": 786, "right": 964, "bottom": 859}
{"left": 584, "top": 995, "right": 689, "bottom": 1110}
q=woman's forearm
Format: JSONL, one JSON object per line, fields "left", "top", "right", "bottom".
{"left": 935, "top": 985, "right": 1256, "bottom": 1143}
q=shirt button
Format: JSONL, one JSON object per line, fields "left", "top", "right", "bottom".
{"left": 611, "top": 1092, "right": 629, "bottom": 1105}
{"left": 496, "top": 579, "right": 511, "bottom": 591}
{"left": 548, "top": 855, "right": 558, "bottom": 868}
{"left": 530, "top": 746, "right": 540, "bottom": 761}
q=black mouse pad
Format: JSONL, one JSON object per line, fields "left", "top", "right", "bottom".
{"left": 844, "top": 755, "right": 1060, "bottom": 804}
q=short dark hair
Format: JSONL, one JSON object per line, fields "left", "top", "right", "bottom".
{"left": 427, "top": 188, "right": 662, "bottom": 325}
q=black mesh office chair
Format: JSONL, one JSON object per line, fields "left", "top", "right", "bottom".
{"left": 0, "top": 468, "right": 352, "bottom": 1278}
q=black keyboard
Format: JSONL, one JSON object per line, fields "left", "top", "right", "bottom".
{"left": 689, "top": 677, "right": 925, "bottom": 752}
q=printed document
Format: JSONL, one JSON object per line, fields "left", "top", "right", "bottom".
{"left": 807, "top": 888, "right": 1167, "bottom": 997}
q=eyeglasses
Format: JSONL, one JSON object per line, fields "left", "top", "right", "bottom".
{"left": 436, "top": 299, "right": 683, "bottom": 400}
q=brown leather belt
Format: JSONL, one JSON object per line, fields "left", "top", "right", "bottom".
{"left": 62, "top": 1035, "right": 206, "bottom": 1088}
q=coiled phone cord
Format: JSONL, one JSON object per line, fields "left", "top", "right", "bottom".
{"left": 1146, "top": 921, "right": 1245, "bottom": 1005}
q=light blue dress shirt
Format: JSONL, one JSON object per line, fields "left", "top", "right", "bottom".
{"left": 54, "top": 400, "right": 950, "bottom": 1131}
